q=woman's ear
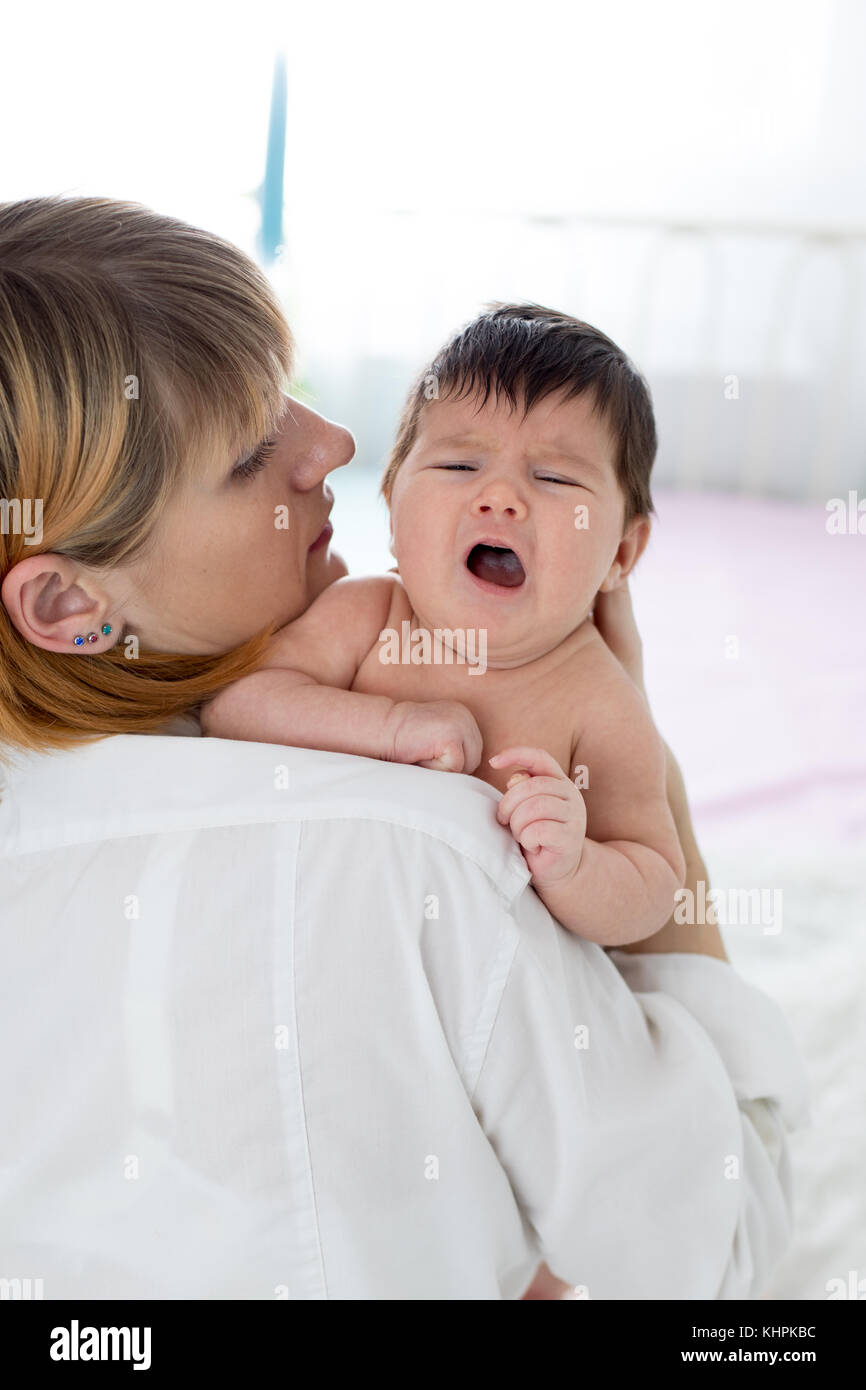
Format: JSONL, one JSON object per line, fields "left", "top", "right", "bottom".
{"left": 598, "top": 515, "right": 651, "bottom": 593}
{"left": 0, "top": 553, "right": 117, "bottom": 652}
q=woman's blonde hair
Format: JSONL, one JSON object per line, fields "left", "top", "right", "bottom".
{"left": 0, "top": 195, "right": 294, "bottom": 761}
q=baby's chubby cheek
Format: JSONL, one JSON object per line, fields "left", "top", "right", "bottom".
{"left": 389, "top": 514, "right": 450, "bottom": 596}
{"left": 537, "top": 539, "right": 604, "bottom": 620}
{"left": 394, "top": 558, "right": 450, "bottom": 629}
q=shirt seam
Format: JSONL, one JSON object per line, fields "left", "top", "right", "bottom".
{"left": 2, "top": 811, "right": 527, "bottom": 906}
{"left": 290, "top": 818, "right": 329, "bottom": 1299}
{"left": 465, "top": 932, "right": 522, "bottom": 1107}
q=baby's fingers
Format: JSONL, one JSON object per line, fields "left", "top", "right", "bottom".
{"left": 516, "top": 818, "right": 568, "bottom": 857}
{"left": 419, "top": 742, "right": 464, "bottom": 772}
{"left": 489, "top": 746, "right": 565, "bottom": 781}
{"left": 508, "top": 797, "right": 571, "bottom": 845}
{"left": 496, "top": 775, "right": 571, "bottom": 825}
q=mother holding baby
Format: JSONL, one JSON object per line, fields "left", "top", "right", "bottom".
{"left": 0, "top": 196, "right": 808, "bottom": 1300}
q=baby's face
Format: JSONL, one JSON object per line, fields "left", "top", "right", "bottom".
{"left": 388, "top": 387, "right": 639, "bottom": 666}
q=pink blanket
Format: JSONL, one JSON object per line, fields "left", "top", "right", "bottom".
{"left": 633, "top": 490, "right": 866, "bottom": 852}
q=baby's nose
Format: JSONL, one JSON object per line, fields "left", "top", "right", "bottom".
{"left": 470, "top": 484, "right": 527, "bottom": 520}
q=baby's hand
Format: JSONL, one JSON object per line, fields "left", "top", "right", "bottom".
{"left": 387, "top": 700, "right": 483, "bottom": 774}
{"left": 491, "top": 746, "right": 587, "bottom": 887}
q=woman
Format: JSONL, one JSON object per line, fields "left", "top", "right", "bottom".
{"left": 0, "top": 196, "right": 809, "bottom": 1300}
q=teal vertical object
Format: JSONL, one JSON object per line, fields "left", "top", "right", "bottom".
{"left": 258, "top": 51, "right": 287, "bottom": 266}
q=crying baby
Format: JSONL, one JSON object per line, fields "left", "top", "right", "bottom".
{"left": 202, "top": 302, "right": 685, "bottom": 949}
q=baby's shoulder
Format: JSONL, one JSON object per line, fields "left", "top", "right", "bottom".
{"left": 565, "top": 620, "right": 642, "bottom": 703}
{"left": 564, "top": 618, "right": 621, "bottom": 674}
{"left": 319, "top": 570, "right": 415, "bottom": 652}
{"left": 264, "top": 573, "right": 403, "bottom": 670}
{"left": 332, "top": 570, "right": 412, "bottom": 633}
{"left": 296, "top": 571, "right": 404, "bottom": 629}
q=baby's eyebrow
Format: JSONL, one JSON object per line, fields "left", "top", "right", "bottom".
{"left": 424, "top": 432, "right": 496, "bottom": 451}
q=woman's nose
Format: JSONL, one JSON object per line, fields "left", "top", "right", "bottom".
{"left": 288, "top": 404, "right": 356, "bottom": 490}
{"left": 470, "top": 479, "right": 528, "bottom": 521}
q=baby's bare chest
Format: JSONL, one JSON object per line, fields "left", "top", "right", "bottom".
{"left": 352, "top": 623, "right": 587, "bottom": 792}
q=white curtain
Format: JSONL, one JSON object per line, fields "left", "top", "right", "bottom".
{"left": 3, "top": 0, "right": 864, "bottom": 497}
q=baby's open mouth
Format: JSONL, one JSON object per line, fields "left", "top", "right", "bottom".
{"left": 465, "top": 543, "right": 526, "bottom": 588}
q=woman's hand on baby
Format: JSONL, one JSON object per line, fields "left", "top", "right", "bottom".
{"left": 591, "top": 580, "right": 645, "bottom": 695}
{"left": 521, "top": 1261, "right": 581, "bottom": 1300}
{"left": 386, "top": 699, "right": 483, "bottom": 773}
{"left": 491, "top": 746, "right": 587, "bottom": 886}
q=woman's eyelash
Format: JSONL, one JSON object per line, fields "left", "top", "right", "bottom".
{"left": 435, "top": 463, "right": 477, "bottom": 471}
{"left": 233, "top": 438, "right": 277, "bottom": 480}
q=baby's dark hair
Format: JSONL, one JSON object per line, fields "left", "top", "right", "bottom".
{"left": 381, "top": 302, "right": 657, "bottom": 524}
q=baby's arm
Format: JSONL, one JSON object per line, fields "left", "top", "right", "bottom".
{"left": 201, "top": 576, "right": 396, "bottom": 754}
{"left": 200, "top": 575, "right": 482, "bottom": 771}
{"left": 493, "top": 647, "right": 686, "bottom": 946}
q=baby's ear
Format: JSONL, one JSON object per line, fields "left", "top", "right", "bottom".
{"left": 598, "top": 515, "right": 651, "bottom": 592}
{"left": 386, "top": 504, "right": 399, "bottom": 561}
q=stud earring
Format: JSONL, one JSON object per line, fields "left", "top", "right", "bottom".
{"left": 73, "top": 624, "right": 112, "bottom": 646}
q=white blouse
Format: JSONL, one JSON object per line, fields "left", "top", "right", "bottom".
{"left": 0, "top": 727, "right": 810, "bottom": 1299}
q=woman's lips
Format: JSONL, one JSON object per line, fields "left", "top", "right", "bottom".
{"left": 308, "top": 520, "right": 333, "bottom": 552}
